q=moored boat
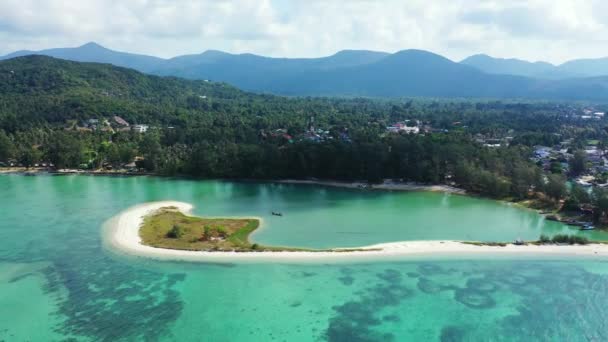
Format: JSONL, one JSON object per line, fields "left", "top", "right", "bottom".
{"left": 580, "top": 224, "right": 595, "bottom": 231}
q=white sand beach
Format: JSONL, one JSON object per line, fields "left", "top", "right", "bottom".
{"left": 104, "top": 201, "right": 608, "bottom": 263}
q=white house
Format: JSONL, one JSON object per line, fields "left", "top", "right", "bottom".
{"left": 402, "top": 126, "right": 420, "bottom": 134}
{"left": 132, "top": 124, "right": 149, "bottom": 133}
{"left": 386, "top": 122, "right": 420, "bottom": 134}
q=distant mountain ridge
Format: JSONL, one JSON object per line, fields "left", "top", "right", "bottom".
{"left": 461, "top": 54, "right": 608, "bottom": 79}
{"left": 2, "top": 43, "right": 608, "bottom": 100}
{"left": 0, "top": 43, "right": 390, "bottom": 76}
{"left": 2, "top": 42, "right": 165, "bottom": 73}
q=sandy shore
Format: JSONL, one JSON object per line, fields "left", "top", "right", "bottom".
{"left": 0, "top": 167, "right": 46, "bottom": 174}
{"left": 0, "top": 167, "right": 151, "bottom": 176}
{"left": 103, "top": 201, "right": 608, "bottom": 263}
{"left": 3, "top": 172, "right": 464, "bottom": 193}
{"left": 277, "top": 179, "right": 466, "bottom": 194}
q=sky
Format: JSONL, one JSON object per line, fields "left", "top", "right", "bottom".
{"left": 0, "top": 0, "right": 607, "bottom": 64}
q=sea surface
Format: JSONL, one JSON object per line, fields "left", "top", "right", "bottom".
{"left": 1, "top": 174, "right": 608, "bottom": 341}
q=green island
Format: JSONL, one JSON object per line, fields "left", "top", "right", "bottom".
{"left": 139, "top": 207, "right": 316, "bottom": 252}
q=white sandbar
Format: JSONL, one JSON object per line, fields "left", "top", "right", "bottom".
{"left": 104, "top": 201, "right": 608, "bottom": 263}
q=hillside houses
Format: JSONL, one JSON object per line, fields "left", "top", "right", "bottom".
{"left": 579, "top": 108, "right": 606, "bottom": 120}
{"left": 260, "top": 126, "right": 351, "bottom": 145}
{"left": 79, "top": 118, "right": 114, "bottom": 132}
{"left": 532, "top": 140, "right": 608, "bottom": 187}
{"left": 532, "top": 145, "right": 572, "bottom": 174}
{"left": 62, "top": 115, "right": 156, "bottom": 134}
{"left": 583, "top": 145, "right": 608, "bottom": 175}
{"left": 386, "top": 120, "right": 421, "bottom": 134}
{"left": 472, "top": 133, "right": 514, "bottom": 148}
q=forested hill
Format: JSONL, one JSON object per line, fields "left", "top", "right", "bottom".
{"left": 3, "top": 44, "right": 608, "bottom": 101}
{"left": 0, "top": 55, "right": 403, "bottom": 138}
{"left": 0, "top": 55, "right": 245, "bottom": 99}
{"left": 0, "top": 55, "right": 259, "bottom": 130}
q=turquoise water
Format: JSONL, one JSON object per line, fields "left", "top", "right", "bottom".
{"left": 1, "top": 175, "right": 608, "bottom": 341}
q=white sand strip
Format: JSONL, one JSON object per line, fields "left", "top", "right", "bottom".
{"left": 103, "top": 201, "right": 608, "bottom": 263}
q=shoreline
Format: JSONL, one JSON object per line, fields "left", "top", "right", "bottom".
{"left": 103, "top": 201, "right": 608, "bottom": 263}
{"left": 0, "top": 170, "right": 464, "bottom": 194}
{"left": 276, "top": 179, "right": 467, "bottom": 194}
{"left": 0, "top": 167, "right": 152, "bottom": 176}
{"left": 3, "top": 171, "right": 601, "bottom": 232}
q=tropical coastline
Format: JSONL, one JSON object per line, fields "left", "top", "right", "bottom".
{"left": 6, "top": 5, "right": 608, "bottom": 340}
{"left": 104, "top": 201, "right": 608, "bottom": 263}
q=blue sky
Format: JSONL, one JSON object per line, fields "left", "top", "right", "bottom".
{"left": 0, "top": 0, "right": 607, "bottom": 63}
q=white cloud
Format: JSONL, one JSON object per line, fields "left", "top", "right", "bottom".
{"left": 0, "top": 0, "right": 607, "bottom": 63}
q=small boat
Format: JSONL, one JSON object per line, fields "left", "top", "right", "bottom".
{"left": 271, "top": 212, "right": 283, "bottom": 217}
{"left": 580, "top": 224, "right": 595, "bottom": 231}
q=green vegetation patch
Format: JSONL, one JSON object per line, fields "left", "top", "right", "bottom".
{"left": 139, "top": 207, "right": 261, "bottom": 251}
{"left": 463, "top": 241, "right": 508, "bottom": 247}
{"left": 538, "top": 234, "right": 590, "bottom": 245}
{"left": 139, "top": 207, "right": 323, "bottom": 252}
{"left": 465, "top": 234, "right": 603, "bottom": 247}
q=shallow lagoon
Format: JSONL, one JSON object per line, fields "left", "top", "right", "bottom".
{"left": 1, "top": 175, "right": 608, "bottom": 341}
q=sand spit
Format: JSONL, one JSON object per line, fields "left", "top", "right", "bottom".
{"left": 104, "top": 201, "right": 608, "bottom": 263}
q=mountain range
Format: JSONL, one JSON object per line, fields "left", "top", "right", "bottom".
{"left": 460, "top": 54, "right": 608, "bottom": 79}
{"left": 2, "top": 42, "right": 608, "bottom": 100}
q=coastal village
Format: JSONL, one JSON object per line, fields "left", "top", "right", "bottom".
{"left": 0, "top": 115, "right": 152, "bottom": 173}
{"left": 532, "top": 141, "right": 608, "bottom": 187}
{"left": 2, "top": 105, "right": 608, "bottom": 180}
{"left": 529, "top": 108, "right": 608, "bottom": 188}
